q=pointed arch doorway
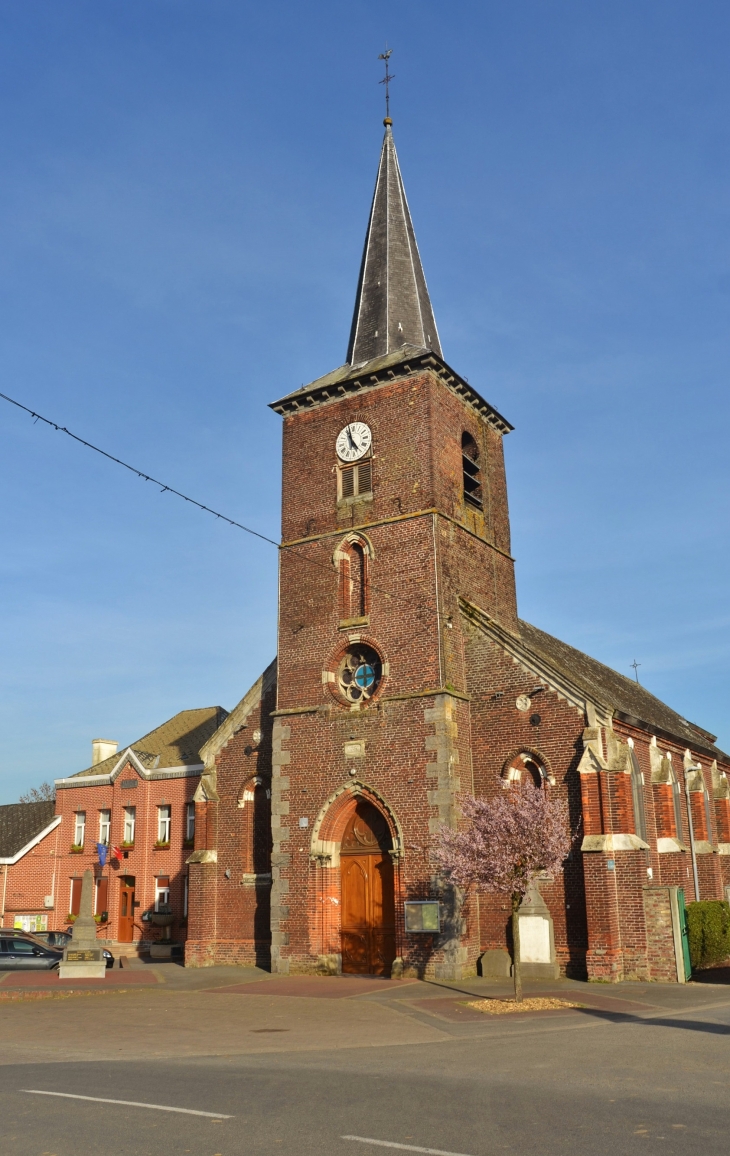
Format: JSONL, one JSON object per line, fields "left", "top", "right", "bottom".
{"left": 340, "top": 798, "right": 396, "bottom": 975}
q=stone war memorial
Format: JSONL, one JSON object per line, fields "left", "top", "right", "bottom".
{"left": 58, "top": 868, "right": 107, "bottom": 979}
{"left": 180, "top": 109, "right": 730, "bottom": 984}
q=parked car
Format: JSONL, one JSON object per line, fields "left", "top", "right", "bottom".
{"left": 32, "top": 930, "right": 114, "bottom": 969}
{"left": 0, "top": 931, "right": 62, "bottom": 970}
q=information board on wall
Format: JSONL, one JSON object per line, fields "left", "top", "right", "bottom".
{"left": 13, "top": 914, "right": 48, "bottom": 932}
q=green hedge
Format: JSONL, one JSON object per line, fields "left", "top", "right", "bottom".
{"left": 686, "top": 900, "right": 730, "bottom": 970}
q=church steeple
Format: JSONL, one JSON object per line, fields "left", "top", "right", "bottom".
{"left": 346, "top": 121, "right": 442, "bottom": 366}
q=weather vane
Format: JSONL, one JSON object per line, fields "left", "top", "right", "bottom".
{"left": 378, "top": 47, "right": 394, "bottom": 122}
{"left": 630, "top": 659, "right": 641, "bottom": 684}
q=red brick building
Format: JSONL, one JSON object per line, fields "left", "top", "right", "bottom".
{"left": 0, "top": 801, "right": 61, "bottom": 933}
{"left": 185, "top": 117, "right": 730, "bottom": 982}
{"left": 1, "top": 708, "right": 225, "bottom": 957}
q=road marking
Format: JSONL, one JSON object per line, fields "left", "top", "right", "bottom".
{"left": 342, "top": 1137, "right": 474, "bottom": 1156}
{"left": 22, "top": 1091, "right": 232, "bottom": 1118}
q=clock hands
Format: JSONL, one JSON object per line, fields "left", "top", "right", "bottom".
{"left": 346, "top": 425, "right": 361, "bottom": 453}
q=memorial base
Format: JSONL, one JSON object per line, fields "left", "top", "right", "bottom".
{"left": 58, "top": 961, "right": 107, "bottom": 979}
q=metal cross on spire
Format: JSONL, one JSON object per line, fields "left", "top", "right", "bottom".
{"left": 378, "top": 47, "right": 394, "bottom": 122}
{"left": 630, "top": 659, "right": 641, "bottom": 685}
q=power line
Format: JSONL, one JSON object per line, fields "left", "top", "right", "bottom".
{"left": 0, "top": 389, "right": 404, "bottom": 604}
{"left": 0, "top": 390, "right": 279, "bottom": 547}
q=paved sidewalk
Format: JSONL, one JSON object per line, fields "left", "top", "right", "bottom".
{"left": 3, "top": 964, "right": 730, "bottom": 1066}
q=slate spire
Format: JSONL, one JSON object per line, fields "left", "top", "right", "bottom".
{"left": 346, "top": 120, "right": 442, "bottom": 365}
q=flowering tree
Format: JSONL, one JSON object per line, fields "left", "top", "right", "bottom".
{"left": 434, "top": 790, "right": 571, "bottom": 1001}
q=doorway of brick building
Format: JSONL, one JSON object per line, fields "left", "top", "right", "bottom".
{"left": 118, "top": 877, "right": 135, "bottom": 942}
{"left": 340, "top": 799, "right": 395, "bottom": 975}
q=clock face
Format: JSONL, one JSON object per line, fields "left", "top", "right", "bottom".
{"left": 336, "top": 422, "right": 372, "bottom": 462}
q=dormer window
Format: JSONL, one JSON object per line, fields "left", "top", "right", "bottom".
{"left": 462, "top": 432, "right": 482, "bottom": 509}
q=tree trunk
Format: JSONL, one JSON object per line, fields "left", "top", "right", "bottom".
{"left": 511, "top": 892, "right": 522, "bottom": 1003}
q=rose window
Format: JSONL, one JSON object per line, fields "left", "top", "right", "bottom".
{"left": 338, "top": 645, "right": 382, "bottom": 704}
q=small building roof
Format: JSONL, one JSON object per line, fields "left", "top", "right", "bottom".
{"left": 0, "top": 800, "right": 56, "bottom": 860}
{"left": 71, "top": 706, "right": 228, "bottom": 779}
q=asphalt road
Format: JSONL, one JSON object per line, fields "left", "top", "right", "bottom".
{"left": 3, "top": 995, "right": 730, "bottom": 1156}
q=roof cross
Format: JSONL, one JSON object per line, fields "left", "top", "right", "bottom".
{"left": 378, "top": 47, "right": 394, "bottom": 121}
{"left": 630, "top": 659, "right": 641, "bottom": 685}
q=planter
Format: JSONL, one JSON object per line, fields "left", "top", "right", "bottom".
{"left": 154, "top": 843, "right": 171, "bottom": 850}
{"left": 150, "top": 912, "right": 175, "bottom": 927}
{"left": 70, "top": 846, "right": 84, "bottom": 854}
{"left": 150, "top": 942, "right": 183, "bottom": 960}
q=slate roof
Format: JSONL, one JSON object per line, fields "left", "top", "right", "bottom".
{"left": 519, "top": 620, "right": 727, "bottom": 760}
{"left": 72, "top": 707, "right": 228, "bottom": 779}
{"left": 346, "top": 123, "right": 441, "bottom": 365}
{"left": 0, "top": 800, "right": 56, "bottom": 859}
{"left": 269, "top": 346, "right": 513, "bottom": 434}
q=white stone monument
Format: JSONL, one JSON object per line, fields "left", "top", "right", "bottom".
{"left": 517, "top": 880, "right": 560, "bottom": 979}
{"left": 58, "top": 868, "right": 107, "bottom": 979}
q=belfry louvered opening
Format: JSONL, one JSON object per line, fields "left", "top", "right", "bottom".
{"left": 462, "top": 432, "right": 482, "bottom": 508}
{"left": 339, "top": 460, "right": 373, "bottom": 501}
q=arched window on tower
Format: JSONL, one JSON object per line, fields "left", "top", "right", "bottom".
{"left": 351, "top": 542, "right": 366, "bottom": 619}
{"left": 462, "top": 432, "right": 482, "bottom": 509}
{"left": 336, "top": 536, "right": 371, "bottom": 624}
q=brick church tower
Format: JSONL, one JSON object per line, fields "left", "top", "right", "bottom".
{"left": 266, "top": 119, "right": 517, "bottom": 978}
{"left": 185, "top": 116, "right": 730, "bottom": 982}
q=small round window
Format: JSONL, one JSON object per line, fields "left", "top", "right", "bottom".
{"left": 338, "top": 645, "right": 382, "bottom": 704}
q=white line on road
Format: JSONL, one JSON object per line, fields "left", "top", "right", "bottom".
{"left": 342, "top": 1136, "right": 475, "bottom": 1156}
{"left": 22, "top": 1090, "right": 232, "bottom": 1118}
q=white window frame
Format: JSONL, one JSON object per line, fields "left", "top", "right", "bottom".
{"left": 123, "top": 806, "right": 136, "bottom": 844}
{"left": 155, "top": 878, "right": 170, "bottom": 911}
{"left": 186, "top": 802, "right": 195, "bottom": 842}
{"left": 98, "top": 809, "right": 111, "bottom": 845}
{"left": 74, "top": 812, "right": 86, "bottom": 847}
{"left": 157, "top": 805, "right": 171, "bottom": 844}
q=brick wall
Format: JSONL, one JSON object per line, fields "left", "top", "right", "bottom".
{"left": 53, "top": 765, "right": 199, "bottom": 945}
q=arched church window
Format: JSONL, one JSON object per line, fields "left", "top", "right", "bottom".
{"left": 630, "top": 750, "right": 648, "bottom": 843}
{"left": 462, "top": 432, "right": 482, "bottom": 509}
{"left": 239, "top": 777, "right": 272, "bottom": 875}
{"left": 703, "top": 782, "right": 713, "bottom": 844}
{"left": 338, "top": 644, "right": 382, "bottom": 705}
{"left": 669, "top": 760, "right": 683, "bottom": 840}
{"left": 502, "top": 751, "right": 550, "bottom": 788}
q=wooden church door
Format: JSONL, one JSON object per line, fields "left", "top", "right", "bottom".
{"left": 340, "top": 800, "right": 395, "bottom": 975}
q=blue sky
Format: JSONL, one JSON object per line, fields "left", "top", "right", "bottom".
{"left": 1, "top": 1, "right": 729, "bottom": 802}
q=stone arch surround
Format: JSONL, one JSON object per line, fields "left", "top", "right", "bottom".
{"left": 306, "top": 782, "right": 404, "bottom": 974}
{"left": 310, "top": 780, "right": 404, "bottom": 869}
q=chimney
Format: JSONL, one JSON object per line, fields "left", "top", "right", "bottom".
{"left": 92, "top": 739, "right": 118, "bottom": 766}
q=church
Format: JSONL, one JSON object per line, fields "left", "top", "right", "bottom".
{"left": 184, "top": 116, "right": 730, "bottom": 982}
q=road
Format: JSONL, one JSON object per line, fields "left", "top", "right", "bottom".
{"left": 1, "top": 968, "right": 729, "bottom": 1156}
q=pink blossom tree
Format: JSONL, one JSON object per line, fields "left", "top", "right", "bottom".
{"left": 434, "top": 790, "right": 571, "bottom": 1001}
